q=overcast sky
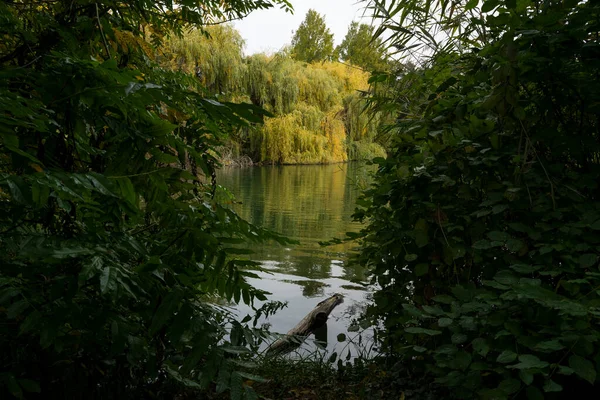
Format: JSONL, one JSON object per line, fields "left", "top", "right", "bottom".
{"left": 233, "top": 0, "right": 373, "bottom": 55}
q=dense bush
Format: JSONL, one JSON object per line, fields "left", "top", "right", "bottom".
{"left": 0, "top": 1, "right": 291, "bottom": 398}
{"left": 358, "top": 0, "right": 600, "bottom": 398}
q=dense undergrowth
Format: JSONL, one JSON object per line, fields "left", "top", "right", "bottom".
{"left": 355, "top": 0, "right": 600, "bottom": 398}
{"left": 0, "top": 1, "right": 296, "bottom": 398}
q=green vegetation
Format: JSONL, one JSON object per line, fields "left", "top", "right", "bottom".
{"left": 336, "top": 22, "right": 388, "bottom": 72}
{"left": 291, "top": 9, "right": 335, "bottom": 63}
{"left": 8, "top": 0, "right": 600, "bottom": 398}
{"left": 164, "top": 26, "right": 388, "bottom": 165}
{"left": 355, "top": 0, "right": 600, "bottom": 398}
{"left": 0, "top": 0, "right": 294, "bottom": 398}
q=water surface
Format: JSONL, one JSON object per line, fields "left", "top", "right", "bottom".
{"left": 217, "top": 163, "right": 374, "bottom": 358}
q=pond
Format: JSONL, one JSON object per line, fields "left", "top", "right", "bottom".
{"left": 217, "top": 162, "right": 375, "bottom": 359}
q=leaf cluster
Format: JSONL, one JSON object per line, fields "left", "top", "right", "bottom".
{"left": 0, "top": 0, "right": 292, "bottom": 398}
{"left": 358, "top": 0, "right": 600, "bottom": 398}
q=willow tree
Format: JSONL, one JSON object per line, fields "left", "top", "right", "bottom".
{"left": 243, "top": 53, "right": 387, "bottom": 164}
{"left": 164, "top": 25, "right": 247, "bottom": 96}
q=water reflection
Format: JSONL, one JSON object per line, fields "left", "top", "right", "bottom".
{"left": 217, "top": 162, "right": 375, "bottom": 357}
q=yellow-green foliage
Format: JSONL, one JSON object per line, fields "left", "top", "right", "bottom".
{"left": 164, "top": 25, "right": 246, "bottom": 95}
{"left": 164, "top": 25, "right": 386, "bottom": 163}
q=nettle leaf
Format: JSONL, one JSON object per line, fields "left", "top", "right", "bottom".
{"left": 496, "top": 350, "right": 518, "bottom": 364}
{"left": 519, "top": 369, "right": 534, "bottom": 385}
{"left": 487, "top": 231, "right": 509, "bottom": 242}
{"left": 508, "top": 354, "right": 549, "bottom": 370}
{"left": 405, "top": 253, "right": 418, "bottom": 262}
{"left": 543, "top": 379, "right": 562, "bottom": 393}
{"left": 578, "top": 253, "right": 598, "bottom": 268}
{"left": 534, "top": 340, "right": 564, "bottom": 352}
{"left": 432, "top": 295, "right": 455, "bottom": 304}
{"left": 405, "top": 327, "right": 442, "bottom": 336}
{"left": 472, "top": 338, "right": 490, "bottom": 357}
{"left": 568, "top": 354, "right": 597, "bottom": 384}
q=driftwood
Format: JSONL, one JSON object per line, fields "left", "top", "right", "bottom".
{"left": 266, "top": 293, "right": 344, "bottom": 356}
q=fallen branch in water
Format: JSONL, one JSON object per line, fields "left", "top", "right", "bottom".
{"left": 266, "top": 293, "right": 344, "bottom": 356}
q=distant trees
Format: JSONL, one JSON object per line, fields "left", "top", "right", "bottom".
{"left": 337, "top": 22, "right": 387, "bottom": 71}
{"left": 291, "top": 9, "right": 335, "bottom": 63}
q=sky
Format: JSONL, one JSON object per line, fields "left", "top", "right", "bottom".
{"left": 233, "top": 0, "right": 373, "bottom": 55}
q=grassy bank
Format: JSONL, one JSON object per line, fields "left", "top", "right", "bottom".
{"left": 196, "top": 354, "right": 444, "bottom": 400}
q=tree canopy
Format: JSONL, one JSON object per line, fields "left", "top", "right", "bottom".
{"left": 336, "top": 22, "right": 387, "bottom": 71}
{"left": 291, "top": 9, "right": 335, "bottom": 63}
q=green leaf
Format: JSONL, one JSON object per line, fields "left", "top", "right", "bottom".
{"left": 519, "top": 369, "right": 534, "bottom": 385}
{"left": 543, "top": 379, "right": 562, "bottom": 393}
{"left": 149, "top": 291, "right": 181, "bottom": 335}
{"left": 7, "top": 299, "right": 29, "bottom": 318}
{"left": 496, "top": 350, "right": 517, "bottom": 363}
{"left": 498, "top": 378, "right": 520, "bottom": 394}
{"left": 487, "top": 231, "right": 509, "bottom": 242}
{"left": 415, "top": 263, "right": 429, "bottom": 276}
{"left": 438, "top": 317, "right": 453, "bottom": 327}
{"left": 473, "top": 239, "right": 492, "bottom": 249}
{"left": 6, "top": 374, "right": 22, "bottom": 398}
{"left": 526, "top": 386, "right": 544, "bottom": 400}
{"left": 482, "top": 0, "right": 500, "bottom": 13}
{"left": 432, "top": 295, "right": 455, "bottom": 304}
{"left": 569, "top": 354, "right": 596, "bottom": 384}
{"left": 465, "top": 0, "right": 479, "bottom": 11}
{"left": 18, "top": 379, "right": 41, "bottom": 393}
{"left": 451, "top": 333, "right": 468, "bottom": 344}
{"left": 472, "top": 338, "right": 490, "bottom": 357}
{"left": 405, "top": 253, "right": 418, "bottom": 262}
{"left": 534, "top": 340, "right": 564, "bottom": 352}
{"left": 235, "top": 371, "right": 268, "bottom": 383}
{"left": 405, "top": 327, "right": 442, "bottom": 336}
{"left": 100, "top": 266, "right": 114, "bottom": 294}
{"left": 508, "top": 354, "right": 549, "bottom": 369}
{"left": 116, "top": 177, "right": 137, "bottom": 205}
{"left": 579, "top": 253, "right": 598, "bottom": 268}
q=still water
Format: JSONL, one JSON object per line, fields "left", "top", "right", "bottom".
{"left": 217, "top": 162, "right": 374, "bottom": 358}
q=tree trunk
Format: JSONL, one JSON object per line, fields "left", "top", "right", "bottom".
{"left": 266, "top": 293, "right": 344, "bottom": 356}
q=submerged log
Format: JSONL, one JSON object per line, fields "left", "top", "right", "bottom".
{"left": 266, "top": 293, "right": 344, "bottom": 356}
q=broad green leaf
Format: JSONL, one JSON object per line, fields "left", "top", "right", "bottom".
{"left": 543, "top": 379, "right": 562, "bottom": 392}
{"left": 149, "top": 291, "right": 181, "bottom": 335}
{"left": 405, "top": 253, "right": 418, "bottom": 262}
{"left": 116, "top": 177, "right": 137, "bottom": 205}
{"left": 472, "top": 338, "right": 490, "bottom": 357}
{"left": 579, "top": 253, "right": 598, "bottom": 268}
{"left": 508, "top": 354, "right": 549, "bottom": 370}
{"left": 519, "top": 369, "right": 534, "bottom": 385}
{"left": 496, "top": 350, "right": 517, "bottom": 364}
{"left": 569, "top": 354, "right": 596, "bottom": 384}
{"left": 415, "top": 263, "right": 429, "bottom": 276}
{"left": 19, "top": 379, "right": 41, "bottom": 393}
{"left": 405, "top": 327, "right": 441, "bottom": 336}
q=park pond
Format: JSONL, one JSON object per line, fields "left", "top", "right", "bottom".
{"left": 217, "top": 162, "right": 376, "bottom": 359}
